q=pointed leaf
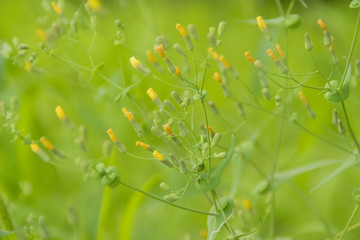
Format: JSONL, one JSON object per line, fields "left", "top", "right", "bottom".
{"left": 350, "top": 0, "right": 360, "bottom": 8}
{"left": 298, "top": 0, "right": 308, "bottom": 8}
{"left": 207, "top": 197, "right": 235, "bottom": 240}
{"left": 0, "top": 230, "right": 13, "bottom": 237}
{"left": 195, "top": 136, "right": 235, "bottom": 191}
{"left": 253, "top": 159, "right": 343, "bottom": 194}
{"left": 311, "top": 156, "right": 358, "bottom": 193}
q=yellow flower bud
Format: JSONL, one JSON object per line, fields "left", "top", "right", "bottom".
{"left": 153, "top": 150, "right": 165, "bottom": 161}
{"left": 146, "top": 50, "right": 156, "bottom": 63}
{"left": 174, "top": 66, "right": 182, "bottom": 77}
{"left": 219, "top": 55, "right": 230, "bottom": 68}
{"left": 147, "top": 88, "right": 158, "bottom": 101}
{"left": 130, "top": 57, "right": 141, "bottom": 69}
{"left": 136, "top": 141, "right": 151, "bottom": 150}
{"left": 88, "top": 0, "right": 101, "bottom": 12}
{"left": 213, "top": 72, "right": 222, "bottom": 84}
{"left": 55, "top": 106, "right": 66, "bottom": 121}
{"left": 243, "top": 199, "right": 252, "bottom": 210}
{"left": 163, "top": 124, "right": 173, "bottom": 136}
{"left": 155, "top": 45, "right": 166, "bottom": 58}
{"left": 107, "top": 128, "right": 117, "bottom": 142}
{"left": 298, "top": 91, "right": 307, "bottom": 105}
{"left": 30, "top": 143, "right": 40, "bottom": 153}
{"left": 40, "top": 136, "right": 54, "bottom": 151}
{"left": 244, "top": 52, "right": 255, "bottom": 63}
{"left": 51, "top": 2, "right": 62, "bottom": 15}
{"left": 266, "top": 49, "right": 277, "bottom": 61}
{"left": 122, "top": 107, "right": 134, "bottom": 121}
{"left": 317, "top": 19, "right": 328, "bottom": 31}
{"left": 256, "top": 16, "right": 266, "bottom": 30}
{"left": 176, "top": 24, "right": 187, "bottom": 37}
{"left": 275, "top": 45, "right": 284, "bottom": 58}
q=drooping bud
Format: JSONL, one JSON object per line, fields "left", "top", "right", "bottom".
{"left": 179, "top": 159, "right": 188, "bottom": 174}
{"left": 151, "top": 125, "right": 163, "bottom": 137}
{"left": 187, "top": 24, "right": 198, "bottom": 40}
{"left": 164, "top": 193, "right": 179, "bottom": 202}
{"left": 332, "top": 109, "right": 338, "bottom": 125}
{"left": 171, "top": 91, "right": 182, "bottom": 105}
{"left": 211, "top": 133, "right": 222, "bottom": 148}
{"left": 254, "top": 60, "right": 268, "bottom": 75}
{"left": 169, "top": 153, "right": 180, "bottom": 167}
{"left": 173, "top": 43, "right": 187, "bottom": 57}
{"left": 217, "top": 21, "right": 227, "bottom": 37}
{"left": 160, "top": 182, "right": 170, "bottom": 191}
{"left": 337, "top": 119, "right": 346, "bottom": 134}
{"left": 305, "top": 33, "right": 313, "bottom": 51}
{"left": 178, "top": 121, "right": 188, "bottom": 138}
{"left": 164, "top": 99, "right": 176, "bottom": 112}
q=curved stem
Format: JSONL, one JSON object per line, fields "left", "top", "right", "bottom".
{"left": 120, "top": 181, "right": 217, "bottom": 216}
{"left": 338, "top": 205, "right": 360, "bottom": 240}
{"left": 341, "top": 101, "right": 360, "bottom": 152}
{"left": 340, "top": 9, "right": 360, "bottom": 87}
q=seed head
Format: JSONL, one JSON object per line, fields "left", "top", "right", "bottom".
{"left": 107, "top": 128, "right": 117, "bottom": 142}
{"left": 40, "top": 137, "right": 54, "bottom": 151}
{"left": 155, "top": 44, "right": 166, "bottom": 58}
{"left": 317, "top": 19, "right": 328, "bottom": 31}
{"left": 244, "top": 52, "right": 255, "bottom": 63}
{"left": 51, "top": 2, "right": 62, "bottom": 15}
{"left": 176, "top": 24, "right": 187, "bottom": 37}
{"left": 122, "top": 107, "right": 134, "bottom": 121}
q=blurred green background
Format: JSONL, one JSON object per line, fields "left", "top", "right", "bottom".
{"left": 1, "top": 0, "right": 360, "bottom": 239}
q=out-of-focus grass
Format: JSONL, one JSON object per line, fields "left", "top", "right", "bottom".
{"left": 0, "top": 0, "right": 359, "bottom": 239}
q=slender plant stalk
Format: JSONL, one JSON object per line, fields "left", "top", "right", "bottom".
{"left": 341, "top": 101, "right": 360, "bottom": 152}
{"left": 338, "top": 205, "right": 360, "bottom": 240}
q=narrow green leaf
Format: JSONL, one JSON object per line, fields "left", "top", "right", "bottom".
{"left": 207, "top": 197, "right": 235, "bottom": 240}
{"left": 0, "top": 230, "right": 13, "bottom": 237}
{"left": 311, "top": 156, "right": 358, "bottom": 193}
{"left": 253, "top": 159, "right": 343, "bottom": 194}
{"left": 285, "top": 14, "right": 301, "bottom": 29}
{"left": 298, "top": 0, "right": 308, "bottom": 8}
{"left": 195, "top": 136, "right": 235, "bottom": 191}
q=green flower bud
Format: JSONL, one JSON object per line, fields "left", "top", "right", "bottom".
{"left": 217, "top": 21, "right": 227, "bottom": 37}
{"left": 164, "top": 99, "right": 176, "bottom": 111}
{"left": 102, "top": 140, "right": 113, "bottom": 157}
{"left": 173, "top": 43, "right": 187, "bottom": 57}
{"left": 187, "top": 24, "right": 198, "bottom": 40}
{"left": 171, "top": 91, "right": 182, "bottom": 105}
{"left": 305, "top": 33, "right": 313, "bottom": 51}
{"left": 211, "top": 133, "right": 222, "bottom": 148}
{"left": 160, "top": 182, "right": 170, "bottom": 191}
{"left": 164, "top": 193, "right": 179, "bottom": 202}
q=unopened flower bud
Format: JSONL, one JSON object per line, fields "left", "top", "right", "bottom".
{"left": 160, "top": 182, "right": 170, "bottom": 191}
{"left": 179, "top": 159, "right": 187, "bottom": 174}
{"left": 164, "top": 193, "right": 179, "bottom": 202}
{"left": 211, "top": 133, "right": 222, "bottom": 148}
{"left": 173, "top": 43, "right": 187, "bottom": 57}
{"left": 217, "top": 21, "right": 226, "bottom": 37}
{"left": 187, "top": 24, "right": 198, "bottom": 40}
{"left": 338, "top": 119, "right": 346, "bottom": 134}
{"left": 305, "top": 33, "right": 313, "bottom": 51}
{"left": 169, "top": 153, "right": 180, "bottom": 167}
{"left": 262, "top": 88, "right": 271, "bottom": 100}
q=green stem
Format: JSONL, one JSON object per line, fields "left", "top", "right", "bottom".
{"left": 340, "top": 9, "right": 360, "bottom": 87}
{"left": 341, "top": 101, "right": 360, "bottom": 153}
{"left": 338, "top": 205, "right": 360, "bottom": 240}
{"left": 120, "top": 181, "right": 217, "bottom": 216}
{"left": 275, "top": 0, "right": 285, "bottom": 17}
{"left": 211, "top": 190, "right": 235, "bottom": 236}
{"left": 285, "top": 0, "right": 296, "bottom": 16}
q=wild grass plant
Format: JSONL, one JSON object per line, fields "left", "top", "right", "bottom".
{"left": 1, "top": 0, "right": 360, "bottom": 239}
